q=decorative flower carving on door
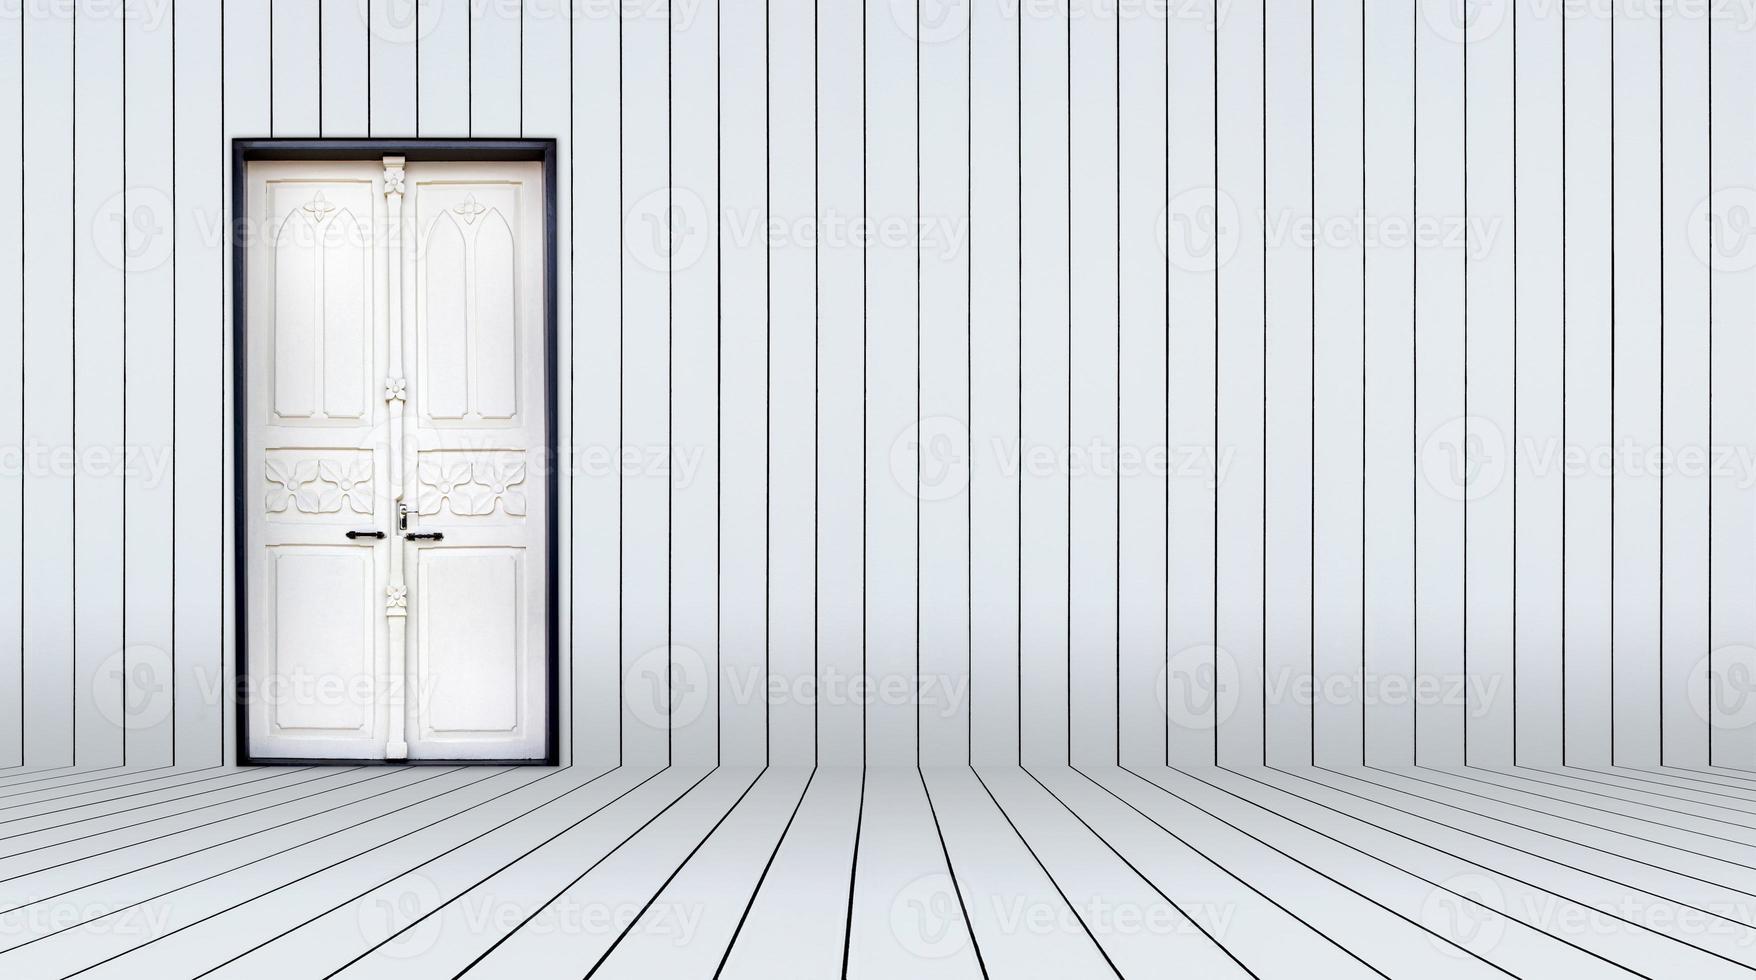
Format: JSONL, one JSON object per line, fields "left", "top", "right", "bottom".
{"left": 317, "top": 459, "right": 375, "bottom": 514}
{"left": 474, "top": 460, "right": 528, "bottom": 517}
{"left": 265, "top": 454, "right": 374, "bottom": 516}
{"left": 416, "top": 455, "right": 528, "bottom": 517}
{"left": 264, "top": 458, "right": 321, "bottom": 514}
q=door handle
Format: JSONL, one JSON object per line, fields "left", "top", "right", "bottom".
{"left": 404, "top": 532, "right": 445, "bottom": 542}
{"left": 345, "top": 530, "right": 386, "bottom": 540}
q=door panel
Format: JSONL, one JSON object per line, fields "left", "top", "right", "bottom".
{"left": 416, "top": 548, "right": 524, "bottom": 734}
{"left": 267, "top": 545, "right": 378, "bottom": 732}
{"left": 247, "top": 162, "right": 391, "bottom": 761}
{"left": 403, "top": 162, "right": 547, "bottom": 761}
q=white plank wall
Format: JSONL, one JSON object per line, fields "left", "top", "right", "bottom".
{"left": 818, "top": 0, "right": 864, "bottom": 767}
{"left": 966, "top": 0, "right": 1021, "bottom": 768}
{"left": 668, "top": 0, "right": 719, "bottom": 768}
{"left": 1362, "top": 0, "right": 1416, "bottom": 768}
{"left": 1164, "top": 1, "right": 1219, "bottom": 767}
{"left": 1709, "top": 0, "right": 1756, "bottom": 766}
{"left": 72, "top": 0, "right": 124, "bottom": 767}
{"left": 3, "top": 0, "right": 1753, "bottom": 772}
{"left": 123, "top": 0, "right": 176, "bottom": 768}
{"left": 1311, "top": 0, "right": 1365, "bottom": 768}
{"left": 1116, "top": 0, "right": 1167, "bottom": 768}
{"left": 1513, "top": 0, "right": 1565, "bottom": 769}
{"left": 0, "top": 0, "right": 21, "bottom": 768}
{"left": 572, "top": 0, "right": 623, "bottom": 769}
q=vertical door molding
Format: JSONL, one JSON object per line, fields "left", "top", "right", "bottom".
{"left": 382, "top": 155, "right": 410, "bottom": 761}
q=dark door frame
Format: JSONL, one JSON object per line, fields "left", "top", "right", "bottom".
{"left": 231, "top": 139, "right": 560, "bottom": 766}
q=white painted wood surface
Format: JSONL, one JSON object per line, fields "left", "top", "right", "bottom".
{"left": 0, "top": 0, "right": 1751, "bottom": 774}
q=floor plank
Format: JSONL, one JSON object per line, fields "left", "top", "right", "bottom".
{"left": 715, "top": 766, "right": 864, "bottom": 980}
{"left": 843, "top": 767, "right": 985, "bottom": 979}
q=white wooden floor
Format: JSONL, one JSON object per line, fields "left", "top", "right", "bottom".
{"left": 1, "top": 762, "right": 1754, "bottom": 977}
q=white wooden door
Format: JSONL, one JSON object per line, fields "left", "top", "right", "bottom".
{"left": 244, "top": 157, "right": 548, "bottom": 762}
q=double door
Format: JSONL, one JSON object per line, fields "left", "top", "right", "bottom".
{"left": 243, "top": 157, "right": 548, "bottom": 762}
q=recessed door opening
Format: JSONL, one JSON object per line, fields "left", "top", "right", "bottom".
{"left": 234, "top": 142, "right": 558, "bottom": 765}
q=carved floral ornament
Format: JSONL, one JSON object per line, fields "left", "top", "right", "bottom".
{"left": 383, "top": 167, "right": 406, "bottom": 196}
{"left": 301, "top": 191, "right": 337, "bottom": 222}
{"left": 417, "top": 459, "right": 528, "bottom": 518}
{"left": 453, "top": 193, "right": 489, "bottom": 224}
{"left": 265, "top": 457, "right": 374, "bottom": 516}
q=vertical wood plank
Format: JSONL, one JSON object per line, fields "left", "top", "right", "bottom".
{"left": 0, "top": 0, "right": 24, "bottom": 767}
{"left": 222, "top": 0, "right": 272, "bottom": 770}
{"left": 1262, "top": 0, "right": 1314, "bottom": 767}
{"left": 1164, "top": 0, "right": 1218, "bottom": 766}
{"left": 1659, "top": 0, "right": 1710, "bottom": 768}
{"left": 72, "top": 0, "right": 126, "bottom": 767}
{"left": 1463, "top": 0, "right": 1518, "bottom": 767}
{"left": 1610, "top": 0, "right": 1663, "bottom": 767}
{"left": 1512, "top": 0, "right": 1565, "bottom": 767}
{"left": 1016, "top": 0, "right": 1068, "bottom": 766}
{"left": 572, "top": 0, "right": 622, "bottom": 768}
{"left": 270, "top": 0, "right": 321, "bottom": 134}
{"left": 367, "top": 0, "right": 418, "bottom": 136}
{"left": 1562, "top": 0, "right": 1614, "bottom": 767}
{"left": 172, "top": 0, "right": 226, "bottom": 769}
{"left": 769, "top": 0, "right": 817, "bottom": 766}
{"left": 1707, "top": 7, "right": 1756, "bottom": 764}
{"left": 471, "top": 0, "right": 522, "bottom": 136}
{"left": 522, "top": 0, "right": 573, "bottom": 764}
{"left": 1362, "top": 0, "right": 1416, "bottom": 766}
{"left": 620, "top": 0, "right": 671, "bottom": 768}
{"left": 418, "top": 0, "right": 470, "bottom": 136}
{"left": 21, "top": 0, "right": 74, "bottom": 768}
{"left": 320, "top": 0, "right": 370, "bottom": 136}
{"left": 1412, "top": 0, "right": 1467, "bottom": 769}
{"left": 121, "top": 0, "right": 177, "bottom": 767}
{"left": 966, "top": 0, "right": 1021, "bottom": 768}
{"left": 1115, "top": 0, "right": 1167, "bottom": 769}
{"left": 1066, "top": 0, "right": 1118, "bottom": 768}
{"left": 667, "top": 0, "right": 718, "bottom": 768}
{"left": 1311, "top": 0, "right": 1366, "bottom": 768}
{"left": 863, "top": 0, "right": 920, "bottom": 767}
{"left": 817, "top": 0, "right": 866, "bottom": 767}
{"left": 718, "top": 0, "right": 768, "bottom": 767}
{"left": 918, "top": 0, "right": 972, "bottom": 766}
{"left": 1214, "top": 0, "right": 1265, "bottom": 766}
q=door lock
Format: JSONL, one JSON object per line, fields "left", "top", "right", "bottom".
{"left": 345, "top": 530, "right": 386, "bottom": 540}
